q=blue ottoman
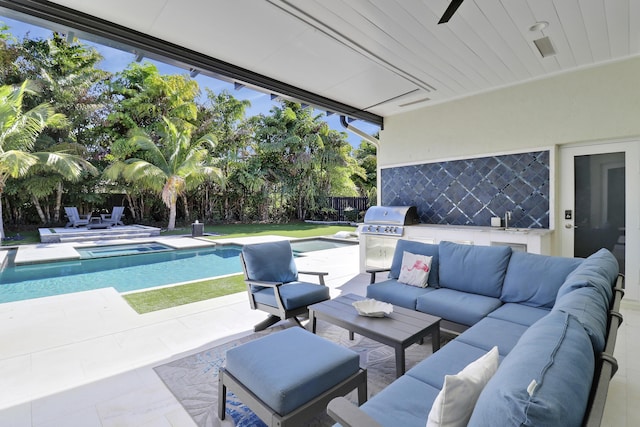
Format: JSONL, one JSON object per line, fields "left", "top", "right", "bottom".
{"left": 219, "top": 327, "right": 367, "bottom": 427}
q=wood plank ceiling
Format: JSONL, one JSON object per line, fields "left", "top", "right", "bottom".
{"left": 7, "top": 0, "right": 640, "bottom": 122}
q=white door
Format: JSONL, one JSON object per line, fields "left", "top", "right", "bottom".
{"left": 559, "top": 140, "right": 639, "bottom": 301}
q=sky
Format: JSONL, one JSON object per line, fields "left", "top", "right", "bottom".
{"left": 1, "top": 14, "right": 380, "bottom": 147}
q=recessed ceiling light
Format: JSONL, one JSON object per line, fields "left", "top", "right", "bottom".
{"left": 529, "top": 21, "right": 549, "bottom": 32}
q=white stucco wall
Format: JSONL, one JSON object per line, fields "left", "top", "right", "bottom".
{"left": 379, "top": 56, "right": 640, "bottom": 166}
{"left": 378, "top": 56, "right": 640, "bottom": 301}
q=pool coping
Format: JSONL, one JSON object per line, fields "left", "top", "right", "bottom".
{"left": 10, "top": 235, "right": 218, "bottom": 265}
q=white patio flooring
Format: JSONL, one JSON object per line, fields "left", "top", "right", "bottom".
{"left": 0, "top": 237, "right": 637, "bottom": 426}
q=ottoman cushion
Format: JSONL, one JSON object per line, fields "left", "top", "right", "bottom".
{"left": 225, "top": 327, "right": 360, "bottom": 415}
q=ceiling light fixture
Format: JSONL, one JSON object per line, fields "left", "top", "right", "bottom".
{"left": 529, "top": 21, "right": 549, "bottom": 32}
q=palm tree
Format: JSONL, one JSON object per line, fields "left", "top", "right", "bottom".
{"left": 104, "top": 116, "right": 221, "bottom": 230}
{"left": 0, "top": 80, "right": 97, "bottom": 239}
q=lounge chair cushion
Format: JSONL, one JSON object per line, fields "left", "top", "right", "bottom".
{"left": 242, "top": 240, "right": 298, "bottom": 291}
{"left": 251, "top": 281, "right": 330, "bottom": 310}
{"left": 225, "top": 327, "right": 360, "bottom": 416}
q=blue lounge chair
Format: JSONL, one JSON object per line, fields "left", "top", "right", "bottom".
{"left": 240, "top": 240, "right": 330, "bottom": 331}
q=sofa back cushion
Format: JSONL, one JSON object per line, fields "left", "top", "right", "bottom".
{"left": 389, "top": 240, "right": 440, "bottom": 287}
{"left": 438, "top": 241, "right": 511, "bottom": 298}
{"left": 556, "top": 248, "right": 618, "bottom": 305}
{"left": 553, "top": 287, "right": 609, "bottom": 352}
{"left": 501, "top": 252, "right": 582, "bottom": 308}
{"left": 468, "top": 310, "right": 595, "bottom": 427}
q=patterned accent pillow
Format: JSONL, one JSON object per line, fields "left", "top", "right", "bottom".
{"left": 398, "top": 251, "right": 432, "bottom": 287}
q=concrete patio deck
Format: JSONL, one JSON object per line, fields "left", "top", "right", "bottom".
{"left": 0, "top": 237, "right": 637, "bottom": 426}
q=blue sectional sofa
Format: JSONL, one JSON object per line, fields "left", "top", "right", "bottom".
{"left": 328, "top": 240, "right": 624, "bottom": 427}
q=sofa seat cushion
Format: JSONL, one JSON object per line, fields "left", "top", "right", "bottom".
{"left": 252, "top": 282, "right": 330, "bottom": 309}
{"left": 367, "top": 279, "right": 435, "bottom": 310}
{"left": 427, "top": 346, "right": 499, "bottom": 427}
{"left": 556, "top": 248, "right": 618, "bottom": 304}
{"left": 406, "top": 340, "right": 502, "bottom": 389}
{"left": 468, "top": 311, "right": 595, "bottom": 427}
{"left": 487, "top": 303, "right": 550, "bottom": 327}
{"left": 225, "top": 327, "right": 360, "bottom": 416}
{"left": 416, "top": 288, "right": 502, "bottom": 326}
{"left": 501, "top": 251, "right": 582, "bottom": 308}
{"left": 553, "top": 287, "right": 609, "bottom": 352}
{"left": 438, "top": 241, "right": 511, "bottom": 298}
{"left": 455, "top": 317, "right": 528, "bottom": 357}
{"left": 357, "top": 375, "right": 440, "bottom": 427}
{"left": 389, "top": 240, "right": 440, "bottom": 287}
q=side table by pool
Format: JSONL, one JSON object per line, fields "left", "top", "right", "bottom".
{"left": 308, "top": 293, "right": 441, "bottom": 377}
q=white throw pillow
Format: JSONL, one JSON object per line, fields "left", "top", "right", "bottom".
{"left": 397, "top": 251, "right": 432, "bottom": 287}
{"left": 426, "top": 346, "right": 499, "bottom": 427}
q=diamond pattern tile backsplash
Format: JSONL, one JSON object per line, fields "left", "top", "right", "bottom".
{"left": 381, "top": 151, "right": 550, "bottom": 228}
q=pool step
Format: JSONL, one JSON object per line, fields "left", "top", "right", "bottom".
{"left": 39, "top": 225, "right": 161, "bottom": 243}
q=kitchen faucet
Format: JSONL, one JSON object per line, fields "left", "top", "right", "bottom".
{"left": 504, "top": 211, "right": 512, "bottom": 229}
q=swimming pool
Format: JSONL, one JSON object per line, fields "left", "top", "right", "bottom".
{"left": 289, "top": 237, "right": 358, "bottom": 253}
{"left": 0, "top": 237, "right": 358, "bottom": 304}
{"left": 0, "top": 245, "right": 243, "bottom": 303}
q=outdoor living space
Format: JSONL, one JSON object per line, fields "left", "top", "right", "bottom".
{"left": 0, "top": 237, "right": 637, "bottom": 426}
{"left": 0, "top": 236, "right": 365, "bottom": 426}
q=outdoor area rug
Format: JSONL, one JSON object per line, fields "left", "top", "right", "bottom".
{"left": 154, "top": 321, "right": 447, "bottom": 427}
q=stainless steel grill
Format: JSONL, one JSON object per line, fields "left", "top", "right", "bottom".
{"left": 359, "top": 206, "right": 420, "bottom": 236}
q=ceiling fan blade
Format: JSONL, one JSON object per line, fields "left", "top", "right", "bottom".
{"left": 438, "top": 0, "right": 464, "bottom": 24}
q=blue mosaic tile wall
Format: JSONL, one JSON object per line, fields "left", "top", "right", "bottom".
{"left": 381, "top": 151, "right": 550, "bottom": 228}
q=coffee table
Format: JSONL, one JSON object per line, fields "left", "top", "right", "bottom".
{"left": 308, "top": 293, "right": 441, "bottom": 377}
{"left": 86, "top": 217, "right": 111, "bottom": 229}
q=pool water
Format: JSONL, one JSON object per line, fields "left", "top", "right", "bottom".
{"left": 0, "top": 245, "right": 243, "bottom": 303}
{"left": 289, "top": 238, "right": 357, "bottom": 253}
{"left": 76, "top": 242, "right": 173, "bottom": 259}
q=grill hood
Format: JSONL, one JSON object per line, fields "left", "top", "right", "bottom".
{"left": 363, "top": 206, "right": 420, "bottom": 225}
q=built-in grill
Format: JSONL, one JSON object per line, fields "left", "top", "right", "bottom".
{"left": 359, "top": 205, "right": 420, "bottom": 236}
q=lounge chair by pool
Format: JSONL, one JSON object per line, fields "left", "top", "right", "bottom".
{"left": 64, "top": 207, "right": 90, "bottom": 228}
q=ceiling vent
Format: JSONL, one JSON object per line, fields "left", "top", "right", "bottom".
{"left": 533, "top": 36, "right": 556, "bottom": 58}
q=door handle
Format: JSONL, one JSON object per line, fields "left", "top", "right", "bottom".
{"left": 564, "top": 223, "right": 578, "bottom": 229}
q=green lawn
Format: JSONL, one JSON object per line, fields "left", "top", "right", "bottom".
{"left": 121, "top": 222, "right": 357, "bottom": 313}
{"left": 168, "top": 221, "right": 357, "bottom": 239}
{"left": 1, "top": 221, "right": 357, "bottom": 246}
{"left": 123, "top": 274, "right": 247, "bottom": 314}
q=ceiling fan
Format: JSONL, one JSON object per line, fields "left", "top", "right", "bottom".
{"left": 438, "top": 0, "right": 464, "bottom": 24}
